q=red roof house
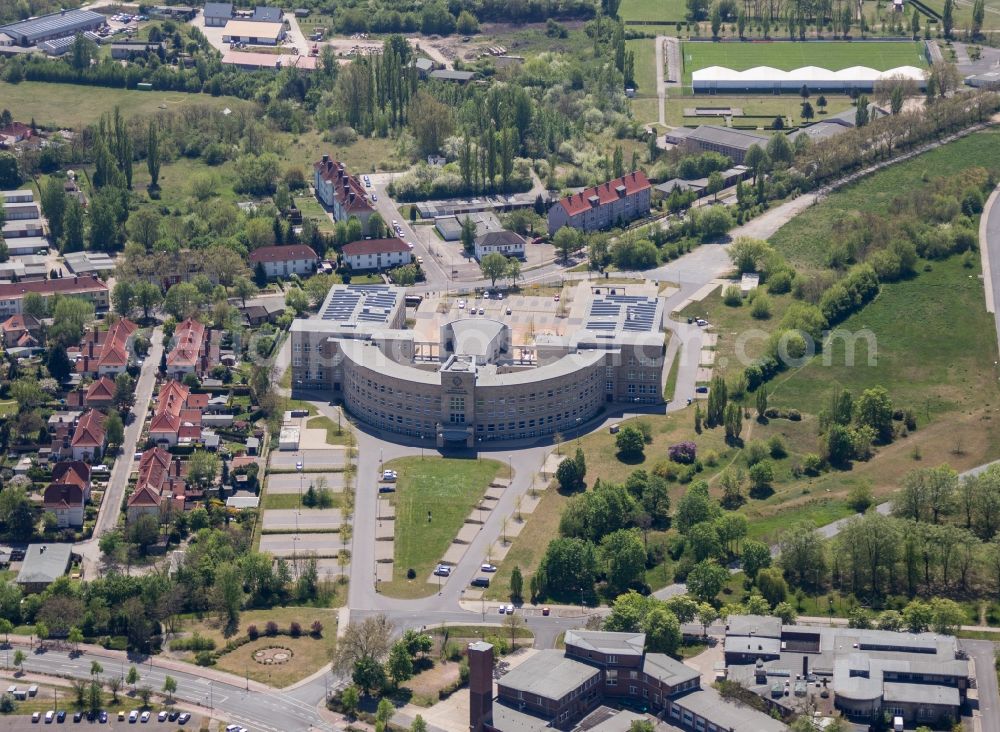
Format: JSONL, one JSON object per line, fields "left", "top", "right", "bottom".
{"left": 127, "top": 447, "right": 186, "bottom": 523}
{"left": 149, "top": 381, "right": 204, "bottom": 446}
{"left": 546, "top": 171, "right": 652, "bottom": 235}
{"left": 165, "top": 318, "right": 215, "bottom": 377}
{"left": 0, "top": 313, "right": 40, "bottom": 348}
{"left": 44, "top": 461, "right": 92, "bottom": 528}
{"left": 69, "top": 409, "right": 106, "bottom": 461}
{"left": 84, "top": 376, "right": 117, "bottom": 408}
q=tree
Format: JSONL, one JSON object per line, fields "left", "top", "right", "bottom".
{"left": 126, "top": 666, "right": 140, "bottom": 692}
{"left": 601, "top": 529, "right": 646, "bottom": 592}
{"left": 105, "top": 410, "right": 124, "bottom": 447}
{"left": 855, "top": 385, "right": 893, "bottom": 442}
{"left": 0, "top": 153, "right": 22, "bottom": 189}
{"left": 942, "top": 0, "right": 954, "bottom": 36}
{"left": 479, "top": 252, "right": 509, "bottom": 287}
{"left": 162, "top": 675, "right": 177, "bottom": 702}
{"left": 47, "top": 344, "right": 71, "bottom": 383}
{"left": 353, "top": 656, "right": 387, "bottom": 696}
{"left": 387, "top": 641, "right": 414, "bottom": 687}
{"left": 12, "top": 650, "right": 25, "bottom": 674}
{"left": 187, "top": 450, "right": 220, "bottom": 488}
{"left": 710, "top": 4, "right": 722, "bottom": 36}
{"left": 706, "top": 171, "right": 724, "bottom": 201}
{"left": 89, "top": 660, "right": 103, "bottom": 681}
{"left": 107, "top": 676, "right": 122, "bottom": 703}
{"left": 333, "top": 615, "right": 395, "bottom": 676}
{"left": 553, "top": 227, "right": 582, "bottom": 263}
{"left": 855, "top": 95, "right": 871, "bottom": 127}
{"left": 800, "top": 101, "right": 814, "bottom": 122}
{"left": 817, "top": 95, "right": 827, "bottom": 113}
{"left": 40, "top": 177, "right": 66, "bottom": 243}
{"left": 744, "top": 144, "right": 768, "bottom": 185}
{"left": 539, "top": 537, "right": 599, "bottom": 600}
{"left": 973, "top": 0, "right": 985, "bottom": 34}
{"left": 146, "top": 121, "right": 160, "bottom": 189}
{"left": 49, "top": 297, "right": 94, "bottom": 347}
{"left": 112, "top": 280, "right": 136, "bottom": 318}
{"left": 778, "top": 522, "right": 826, "bottom": 587}
{"left": 706, "top": 374, "right": 727, "bottom": 426}
{"left": 134, "top": 282, "right": 162, "bottom": 320}
{"left": 163, "top": 282, "right": 202, "bottom": 320}
{"left": 687, "top": 560, "right": 729, "bottom": 603}
{"left": 510, "top": 566, "right": 524, "bottom": 602}
{"left": 615, "top": 425, "right": 645, "bottom": 459}
{"left": 340, "top": 685, "right": 360, "bottom": 717}
{"left": 723, "top": 402, "right": 743, "bottom": 443}
{"left": 127, "top": 208, "right": 161, "bottom": 250}
{"left": 411, "top": 716, "right": 429, "bottom": 732}
{"left": 127, "top": 514, "right": 159, "bottom": 552}
{"left": 506, "top": 257, "right": 521, "bottom": 288}
{"left": 136, "top": 685, "right": 153, "bottom": 707}
{"left": 643, "top": 605, "right": 681, "bottom": 654}
{"left": 556, "top": 454, "right": 585, "bottom": 492}
{"left": 62, "top": 197, "right": 85, "bottom": 253}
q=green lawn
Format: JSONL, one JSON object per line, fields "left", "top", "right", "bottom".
{"left": 306, "top": 415, "right": 352, "bottom": 445}
{"left": 381, "top": 457, "right": 505, "bottom": 598}
{"left": 682, "top": 40, "right": 928, "bottom": 83}
{"left": 664, "top": 94, "right": 855, "bottom": 127}
{"left": 0, "top": 81, "right": 251, "bottom": 129}
{"left": 0, "top": 400, "right": 16, "bottom": 417}
{"left": 626, "top": 38, "right": 658, "bottom": 96}
{"left": 620, "top": 0, "right": 689, "bottom": 22}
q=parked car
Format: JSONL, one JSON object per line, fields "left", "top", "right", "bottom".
{"left": 609, "top": 424, "right": 620, "bottom": 434}
{"left": 140, "top": 711, "right": 150, "bottom": 723}
{"left": 433, "top": 564, "right": 451, "bottom": 577}
{"left": 168, "top": 711, "right": 180, "bottom": 721}
{"left": 158, "top": 711, "right": 168, "bottom": 721}
{"left": 119, "top": 711, "right": 126, "bottom": 720}
{"left": 129, "top": 710, "right": 139, "bottom": 722}
{"left": 542, "top": 607, "right": 550, "bottom": 616}
{"left": 696, "top": 318, "right": 709, "bottom": 327}
{"left": 381, "top": 469, "right": 397, "bottom": 481}
{"left": 378, "top": 485, "right": 395, "bottom": 493}
{"left": 44, "top": 710, "right": 54, "bottom": 723}
{"left": 73, "top": 712, "right": 82, "bottom": 722}
{"left": 178, "top": 713, "right": 191, "bottom": 724}
{"left": 471, "top": 576, "right": 490, "bottom": 587}
{"left": 505, "top": 307, "right": 512, "bottom": 315}
{"left": 481, "top": 563, "right": 497, "bottom": 572}
{"left": 98, "top": 712, "right": 107, "bottom": 723}
{"left": 32, "top": 712, "right": 40, "bottom": 723}
{"left": 498, "top": 605, "right": 506, "bottom": 614}
{"left": 695, "top": 386, "right": 709, "bottom": 394}
{"left": 56, "top": 711, "right": 65, "bottom": 722}
{"left": 477, "top": 308, "right": 485, "bottom": 315}
{"left": 457, "top": 299, "right": 466, "bottom": 309}
{"left": 372, "top": 194, "right": 378, "bottom": 202}
{"left": 505, "top": 604, "right": 515, "bottom": 614}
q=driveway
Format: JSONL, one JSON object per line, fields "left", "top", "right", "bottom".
{"left": 962, "top": 639, "right": 1000, "bottom": 732}
{"left": 76, "top": 327, "right": 164, "bottom": 578}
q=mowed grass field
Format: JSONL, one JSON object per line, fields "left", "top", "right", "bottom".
{"left": 682, "top": 40, "right": 928, "bottom": 83}
{"left": 0, "top": 81, "right": 251, "bottom": 128}
{"left": 620, "top": 0, "right": 688, "bottom": 22}
{"left": 381, "top": 456, "right": 506, "bottom": 598}
{"left": 626, "top": 38, "right": 658, "bottom": 95}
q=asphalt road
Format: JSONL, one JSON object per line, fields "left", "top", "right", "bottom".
{"left": 77, "top": 327, "right": 164, "bottom": 578}
{"left": 982, "top": 185, "right": 1000, "bottom": 352}
{"left": 963, "top": 639, "right": 1000, "bottom": 732}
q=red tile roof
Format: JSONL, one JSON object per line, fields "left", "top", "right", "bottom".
{"left": 96, "top": 318, "right": 137, "bottom": 370}
{"left": 85, "top": 376, "right": 117, "bottom": 404}
{"left": 129, "top": 447, "right": 173, "bottom": 508}
{"left": 51, "top": 461, "right": 90, "bottom": 490}
{"left": 150, "top": 381, "right": 202, "bottom": 441}
{"left": 249, "top": 244, "right": 319, "bottom": 264}
{"left": 314, "top": 158, "right": 373, "bottom": 215}
{"left": 167, "top": 318, "right": 206, "bottom": 370}
{"left": 342, "top": 238, "right": 411, "bottom": 257}
{"left": 43, "top": 483, "right": 84, "bottom": 510}
{"left": 0, "top": 276, "right": 107, "bottom": 300}
{"left": 557, "top": 171, "right": 651, "bottom": 217}
{"left": 1, "top": 313, "right": 39, "bottom": 333}
{"left": 71, "top": 410, "right": 105, "bottom": 448}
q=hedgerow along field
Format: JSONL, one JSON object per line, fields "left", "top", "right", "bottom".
{"left": 682, "top": 40, "right": 929, "bottom": 83}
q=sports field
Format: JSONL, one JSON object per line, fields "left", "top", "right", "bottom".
{"left": 682, "top": 41, "right": 928, "bottom": 83}
{"left": 620, "top": 0, "right": 688, "bottom": 22}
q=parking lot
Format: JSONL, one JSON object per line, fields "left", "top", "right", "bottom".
{"left": 268, "top": 450, "right": 346, "bottom": 470}
{"left": 0, "top": 715, "right": 194, "bottom": 730}
{"left": 261, "top": 509, "right": 341, "bottom": 531}
{"left": 258, "top": 534, "right": 344, "bottom": 557}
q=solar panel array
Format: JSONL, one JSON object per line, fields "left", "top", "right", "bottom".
{"left": 321, "top": 285, "right": 399, "bottom": 324}
{"left": 585, "top": 293, "right": 659, "bottom": 333}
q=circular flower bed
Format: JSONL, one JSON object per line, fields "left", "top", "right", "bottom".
{"left": 253, "top": 646, "right": 294, "bottom": 665}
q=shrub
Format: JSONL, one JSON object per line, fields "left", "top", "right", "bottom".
{"left": 803, "top": 453, "right": 823, "bottom": 475}
{"left": 265, "top": 621, "right": 279, "bottom": 637}
{"left": 247, "top": 625, "right": 259, "bottom": 641}
{"left": 723, "top": 284, "right": 743, "bottom": 306}
{"left": 750, "top": 292, "right": 772, "bottom": 319}
{"left": 668, "top": 441, "right": 697, "bottom": 464}
{"left": 768, "top": 435, "right": 787, "bottom": 459}
{"left": 787, "top": 409, "right": 801, "bottom": 421}
{"left": 749, "top": 460, "right": 775, "bottom": 494}
{"left": 290, "top": 622, "right": 302, "bottom": 638}
{"left": 195, "top": 651, "right": 215, "bottom": 666}
{"left": 311, "top": 621, "right": 323, "bottom": 638}
{"left": 407, "top": 568, "right": 417, "bottom": 579}
{"left": 744, "top": 440, "right": 769, "bottom": 466}
{"left": 702, "top": 450, "right": 719, "bottom": 467}
{"left": 767, "top": 270, "right": 793, "bottom": 294}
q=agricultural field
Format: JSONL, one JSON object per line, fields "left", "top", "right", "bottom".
{"left": 682, "top": 40, "right": 929, "bottom": 83}
{"left": 620, "top": 0, "right": 689, "bottom": 23}
{"left": 0, "top": 81, "right": 250, "bottom": 128}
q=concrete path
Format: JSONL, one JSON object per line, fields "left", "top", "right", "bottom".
{"left": 980, "top": 184, "right": 1000, "bottom": 350}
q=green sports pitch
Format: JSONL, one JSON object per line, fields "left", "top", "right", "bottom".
{"left": 682, "top": 41, "right": 928, "bottom": 84}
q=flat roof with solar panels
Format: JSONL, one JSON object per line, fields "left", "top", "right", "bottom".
{"left": 318, "top": 284, "right": 402, "bottom": 326}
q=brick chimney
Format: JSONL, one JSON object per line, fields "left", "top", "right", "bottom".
{"left": 468, "top": 641, "right": 493, "bottom": 732}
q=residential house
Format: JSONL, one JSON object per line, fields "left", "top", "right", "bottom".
{"left": 0, "top": 276, "right": 109, "bottom": 318}
{"left": 126, "top": 447, "right": 187, "bottom": 522}
{"left": 15, "top": 544, "right": 73, "bottom": 593}
{"left": 249, "top": 244, "right": 320, "bottom": 279}
{"left": 84, "top": 376, "right": 117, "bottom": 409}
{"left": 110, "top": 41, "right": 163, "bottom": 59}
{"left": 250, "top": 5, "right": 282, "bottom": 22}
{"left": 341, "top": 239, "right": 413, "bottom": 271}
{"left": 238, "top": 299, "right": 286, "bottom": 326}
{"left": 73, "top": 317, "right": 138, "bottom": 377}
{"left": 43, "top": 461, "right": 91, "bottom": 528}
{"left": 474, "top": 230, "right": 526, "bottom": 261}
{"left": 149, "top": 380, "right": 207, "bottom": 446}
{"left": 313, "top": 155, "right": 375, "bottom": 234}
{"left": 0, "top": 313, "right": 40, "bottom": 348}
{"left": 165, "top": 318, "right": 216, "bottom": 378}
{"left": 69, "top": 409, "right": 105, "bottom": 461}
{"left": 203, "top": 2, "right": 234, "bottom": 26}
{"left": 547, "top": 172, "right": 652, "bottom": 235}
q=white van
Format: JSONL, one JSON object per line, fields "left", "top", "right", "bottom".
{"left": 893, "top": 716, "right": 904, "bottom": 732}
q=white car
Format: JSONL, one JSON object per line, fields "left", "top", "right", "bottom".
{"left": 506, "top": 307, "right": 512, "bottom": 316}
{"left": 178, "top": 713, "right": 191, "bottom": 724}
{"left": 481, "top": 563, "right": 497, "bottom": 572}
{"left": 505, "top": 604, "right": 515, "bottom": 614}
{"left": 478, "top": 308, "right": 485, "bottom": 315}
{"left": 32, "top": 712, "right": 40, "bottom": 723}
{"left": 129, "top": 710, "right": 139, "bottom": 722}
{"left": 158, "top": 711, "right": 168, "bottom": 721}
{"left": 381, "top": 469, "right": 397, "bottom": 482}
{"left": 140, "top": 711, "right": 150, "bottom": 722}
{"left": 433, "top": 564, "right": 451, "bottom": 577}
{"left": 372, "top": 194, "right": 378, "bottom": 202}
{"left": 44, "top": 711, "right": 54, "bottom": 723}
{"left": 458, "top": 299, "right": 466, "bottom": 309}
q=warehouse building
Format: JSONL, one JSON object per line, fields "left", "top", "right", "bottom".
{"left": 203, "top": 2, "right": 234, "bottom": 26}
{"left": 0, "top": 9, "right": 104, "bottom": 46}
{"left": 666, "top": 125, "right": 769, "bottom": 164}
{"left": 39, "top": 31, "right": 101, "bottom": 56}
{"left": 291, "top": 283, "right": 666, "bottom": 447}
{"left": 222, "top": 19, "right": 284, "bottom": 44}
{"left": 692, "top": 64, "right": 926, "bottom": 93}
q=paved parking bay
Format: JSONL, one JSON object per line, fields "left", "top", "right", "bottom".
{"left": 0, "top": 716, "right": 195, "bottom": 730}
{"left": 269, "top": 449, "right": 346, "bottom": 470}
{"left": 267, "top": 472, "right": 344, "bottom": 494}
{"left": 262, "top": 509, "right": 342, "bottom": 531}
{"left": 259, "top": 533, "right": 342, "bottom": 557}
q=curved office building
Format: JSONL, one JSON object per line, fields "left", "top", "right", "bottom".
{"left": 290, "top": 285, "right": 667, "bottom": 447}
